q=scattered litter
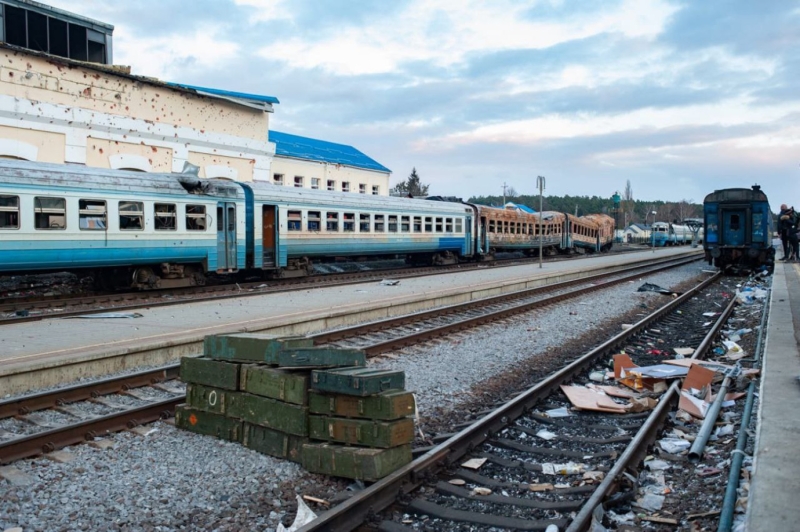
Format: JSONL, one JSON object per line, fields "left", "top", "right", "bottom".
{"left": 541, "top": 462, "right": 586, "bottom": 475}
{"left": 674, "top": 347, "right": 694, "bottom": 356}
{"left": 544, "top": 407, "right": 572, "bottom": 418}
{"left": 637, "top": 283, "right": 678, "bottom": 296}
{"left": 635, "top": 493, "right": 665, "bottom": 511}
{"left": 644, "top": 459, "right": 671, "bottom": 471}
{"left": 628, "top": 397, "right": 658, "bottom": 412}
{"left": 529, "top": 483, "right": 554, "bottom": 492}
{"left": 461, "top": 457, "right": 487, "bottom": 470}
{"left": 659, "top": 438, "right": 691, "bottom": 454}
{"left": 703, "top": 312, "right": 718, "bottom": 317}
{"left": 642, "top": 516, "right": 678, "bottom": 525}
{"left": 14, "top": 310, "right": 29, "bottom": 317}
{"left": 536, "top": 429, "right": 557, "bottom": 441}
{"left": 277, "top": 495, "right": 317, "bottom": 532}
{"left": 697, "top": 468, "right": 722, "bottom": 478}
{"left": 470, "top": 487, "right": 492, "bottom": 496}
{"left": 380, "top": 279, "right": 400, "bottom": 286}
{"left": 448, "top": 479, "right": 466, "bottom": 486}
{"left": 302, "top": 495, "right": 330, "bottom": 506}
{"left": 621, "top": 323, "right": 633, "bottom": 331}
{"left": 712, "top": 424, "right": 735, "bottom": 440}
{"left": 67, "top": 312, "right": 144, "bottom": 319}
{"left": 607, "top": 511, "right": 637, "bottom": 525}
{"left": 589, "top": 371, "right": 606, "bottom": 383}
{"left": 560, "top": 385, "right": 629, "bottom": 414}
{"left": 583, "top": 471, "right": 605, "bottom": 481}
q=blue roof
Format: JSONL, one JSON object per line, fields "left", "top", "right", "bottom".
{"left": 505, "top": 202, "right": 536, "bottom": 213}
{"left": 166, "top": 82, "right": 280, "bottom": 105}
{"left": 269, "top": 130, "right": 391, "bottom": 173}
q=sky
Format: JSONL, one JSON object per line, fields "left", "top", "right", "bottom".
{"left": 46, "top": 0, "right": 800, "bottom": 205}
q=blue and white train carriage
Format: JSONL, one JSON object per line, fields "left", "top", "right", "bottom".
{"left": 0, "top": 160, "right": 474, "bottom": 289}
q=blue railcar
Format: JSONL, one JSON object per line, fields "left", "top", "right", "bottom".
{"left": 703, "top": 185, "right": 775, "bottom": 273}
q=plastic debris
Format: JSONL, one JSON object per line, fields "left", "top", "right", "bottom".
{"left": 67, "top": 312, "right": 143, "bottom": 319}
{"left": 637, "top": 282, "right": 678, "bottom": 296}
{"left": 659, "top": 438, "right": 691, "bottom": 454}
{"left": 277, "top": 495, "right": 317, "bottom": 532}
{"left": 380, "top": 279, "right": 400, "bottom": 286}
{"left": 644, "top": 459, "right": 671, "bottom": 471}
{"left": 544, "top": 407, "right": 572, "bottom": 418}
{"left": 635, "top": 493, "right": 665, "bottom": 511}
{"left": 536, "top": 429, "right": 557, "bottom": 441}
{"left": 541, "top": 462, "right": 586, "bottom": 475}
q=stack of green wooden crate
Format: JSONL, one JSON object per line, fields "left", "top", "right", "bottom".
{"left": 174, "top": 333, "right": 415, "bottom": 481}
{"left": 302, "top": 367, "right": 416, "bottom": 481}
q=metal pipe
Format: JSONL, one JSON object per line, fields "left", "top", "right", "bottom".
{"left": 688, "top": 375, "right": 732, "bottom": 462}
{"left": 718, "top": 281, "right": 770, "bottom": 531}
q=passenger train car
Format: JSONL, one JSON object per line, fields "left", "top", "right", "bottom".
{"left": 651, "top": 222, "right": 693, "bottom": 247}
{"left": 0, "top": 160, "right": 615, "bottom": 289}
{"left": 703, "top": 185, "right": 775, "bottom": 273}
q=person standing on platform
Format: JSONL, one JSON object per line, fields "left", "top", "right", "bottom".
{"left": 788, "top": 207, "right": 799, "bottom": 262}
{"left": 778, "top": 204, "right": 792, "bottom": 260}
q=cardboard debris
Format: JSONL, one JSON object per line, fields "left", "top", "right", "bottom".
{"left": 628, "top": 397, "right": 658, "bottom": 412}
{"left": 613, "top": 354, "right": 672, "bottom": 392}
{"left": 673, "top": 347, "right": 694, "bottom": 356}
{"left": 678, "top": 364, "right": 715, "bottom": 419}
{"left": 461, "top": 458, "right": 487, "bottom": 470}
{"left": 590, "top": 384, "right": 638, "bottom": 399}
{"left": 560, "top": 385, "right": 629, "bottom": 414}
{"left": 529, "top": 483, "right": 555, "bottom": 492}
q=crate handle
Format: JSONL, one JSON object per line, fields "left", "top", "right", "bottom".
{"left": 379, "top": 378, "right": 392, "bottom": 390}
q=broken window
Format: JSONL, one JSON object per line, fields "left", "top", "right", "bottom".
{"left": 120, "top": 201, "right": 144, "bottom": 230}
{"left": 374, "top": 215, "right": 385, "bottom": 232}
{"left": 326, "top": 212, "right": 339, "bottom": 231}
{"left": 413, "top": 216, "right": 422, "bottom": 232}
{"left": 154, "top": 203, "right": 177, "bottom": 230}
{"left": 186, "top": 204, "right": 207, "bottom": 231}
{"left": 388, "top": 215, "right": 398, "bottom": 232}
{"left": 79, "top": 199, "right": 106, "bottom": 230}
{"left": 360, "top": 213, "right": 371, "bottom": 232}
{"left": 34, "top": 196, "right": 66, "bottom": 230}
{"left": 308, "top": 211, "right": 321, "bottom": 231}
{"left": 343, "top": 212, "right": 355, "bottom": 232}
{"left": 401, "top": 216, "right": 410, "bottom": 232}
{"left": 0, "top": 195, "right": 20, "bottom": 229}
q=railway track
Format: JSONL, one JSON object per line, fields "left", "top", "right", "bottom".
{"left": 0, "top": 247, "right": 650, "bottom": 325}
{"left": 297, "top": 271, "right": 751, "bottom": 531}
{"left": 0, "top": 253, "right": 699, "bottom": 465}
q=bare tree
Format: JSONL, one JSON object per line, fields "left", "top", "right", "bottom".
{"left": 623, "top": 180, "right": 635, "bottom": 226}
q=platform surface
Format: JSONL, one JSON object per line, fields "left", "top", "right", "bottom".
{"left": 747, "top": 261, "right": 800, "bottom": 530}
{"left": 0, "top": 247, "right": 696, "bottom": 377}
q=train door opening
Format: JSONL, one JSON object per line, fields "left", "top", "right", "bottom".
{"left": 722, "top": 208, "right": 747, "bottom": 246}
{"left": 262, "top": 204, "right": 277, "bottom": 268}
{"left": 216, "top": 202, "right": 237, "bottom": 271}
{"left": 464, "top": 215, "right": 473, "bottom": 256}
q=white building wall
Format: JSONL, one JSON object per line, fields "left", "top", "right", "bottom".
{"left": 270, "top": 156, "right": 390, "bottom": 195}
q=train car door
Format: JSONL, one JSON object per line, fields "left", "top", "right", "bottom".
{"left": 464, "top": 215, "right": 473, "bottom": 256}
{"left": 262, "top": 205, "right": 277, "bottom": 268}
{"left": 722, "top": 208, "right": 747, "bottom": 246}
{"left": 216, "top": 202, "right": 237, "bottom": 271}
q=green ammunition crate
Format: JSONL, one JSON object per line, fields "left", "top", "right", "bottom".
{"left": 186, "top": 383, "right": 232, "bottom": 415}
{"left": 243, "top": 423, "right": 307, "bottom": 462}
{"left": 311, "top": 367, "right": 405, "bottom": 396}
{"left": 240, "top": 365, "right": 309, "bottom": 405}
{"left": 301, "top": 443, "right": 412, "bottom": 481}
{"left": 175, "top": 405, "right": 242, "bottom": 442}
{"left": 309, "top": 415, "right": 415, "bottom": 448}
{"left": 204, "top": 333, "right": 313, "bottom": 363}
{"left": 308, "top": 390, "right": 415, "bottom": 420}
{"left": 227, "top": 392, "right": 309, "bottom": 436}
{"left": 180, "top": 356, "right": 240, "bottom": 390}
{"left": 276, "top": 347, "right": 366, "bottom": 368}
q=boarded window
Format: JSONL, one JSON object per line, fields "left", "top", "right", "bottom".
{"left": 360, "top": 213, "right": 371, "bottom": 232}
{"left": 120, "top": 201, "right": 144, "bottom": 230}
{"left": 326, "top": 212, "right": 339, "bottom": 231}
{"left": 79, "top": 199, "right": 107, "bottom": 230}
{"left": 413, "top": 216, "right": 422, "bottom": 232}
{"left": 308, "top": 211, "right": 321, "bottom": 231}
{"left": 435, "top": 217, "right": 443, "bottom": 232}
{"left": 388, "top": 215, "right": 398, "bottom": 232}
{"left": 0, "top": 195, "right": 20, "bottom": 229}
{"left": 374, "top": 215, "right": 385, "bottom": 232}
{"left": 288, "top": 210, "right": 302, "bottom": 231}
{"left": 154, "top": 203, "right": 177, "bottom": 230}
{"left": 34, "top": 197, "right": 66, "bottom": 230}
{"left": 445, "top": 218, "right": 453, "bottom": 233}
{"left": 425, "top": 217, "right": 433, "bottom": 232}
{"left": 343, "top": 212, "right": 355, "bottom": 232}
{"left": 186, "top": 204, "right": 207, "bottom": 231}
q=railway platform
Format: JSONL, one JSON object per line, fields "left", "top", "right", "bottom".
{"left": 747, "top": 261, "right": 800, "bottom": 531}
{"left": 0, "top": 247, "right": 699, "bottom": 396}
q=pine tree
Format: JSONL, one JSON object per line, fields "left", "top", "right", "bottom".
{"left": 391, "top": 167, "right": 430, "bottom": 197}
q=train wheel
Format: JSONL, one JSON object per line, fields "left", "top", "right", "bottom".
{"left": 132, "top": 267, "right": 160, "bottom": 290}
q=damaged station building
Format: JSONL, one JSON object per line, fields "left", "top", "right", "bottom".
{"left": 0, "top": 0, "right": 391, "bottom": 192}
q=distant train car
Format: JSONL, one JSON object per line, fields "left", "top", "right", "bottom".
{"left": 581, "top": 214, "right": 615, "bottom": 251}
{"left": 703, "top": 185, "right": 775, "bottom": 272}
{"left": 652, "top": 222, "right": 692, "bottom": 247}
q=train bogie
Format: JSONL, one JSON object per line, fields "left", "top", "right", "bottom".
{"left": 703, "top": 185, "right": 775, "bottom": 273}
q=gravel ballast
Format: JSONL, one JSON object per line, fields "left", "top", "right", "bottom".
{"left": 0, "top": 262, "right": 709, "bottom": 532}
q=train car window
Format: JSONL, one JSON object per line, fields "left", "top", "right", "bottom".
{"left": 341, "top": 182, "right": 351, "bottom": 193}
{"left": 308, "top": 211, "right": 321, "bottom": 231}
{"left": 119, "top": 201, "right": 144, "bottom": 230}
{"left": 287, "top": 210, "right": 302, "bottom": 231}
{"left": 488, "top": 220, "right": 496, "bottom": 233}
{"left": 413, "top": 216, "right": 422, "bottom": 232}
{"left": 79, "top": 199, "right": 107, "bottom": 230}
{"left": 425, "top": 217, "right": 432, "bottom": 232}
{"left": 455, "top": 219, "right": 463, "bottom": 233}
{"left": 326, "top": 212, "right": 339, "bottom": 231}
{"left": 360, "top": 213, "right": 371, "bottom": 232}
{"left": 327, "top": 180, "right": 336, "bottom": 191}
{"left": 435, "top": 217, "right": 443, "bottom": 232}
{"left": 186, "top": 205, "right": 207, "bottom": 231}
{"left": 445, "top": 218, "right": 453, "bottom": 233}
{"left": 388, "top": 215, "right": 398, "bottom": 232}
{"left": 154, "top": 203, "right": 177, "bottom": 230}
{"left": 0, "top": 195, "right": 20, "bottom": 229}
{"left": 34, "top": 197, "right": 66, "bottom": 230}
{"left": 401, "top": 216, "right": 410, "bottom": 232}
{"left": 375, "top": 215, "right": 385, "bottom": 232}
{"left": 343, "top": 213, "right": 355, "bottom": 232}
{"left": 730, "top": 215, "right": 740, "bottom": 231}
{"left": 510, "top": 222, "right": 515, "bottom": 235}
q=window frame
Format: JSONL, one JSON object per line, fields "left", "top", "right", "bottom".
{"left": 343, "top": 212, "right": 355, "bottom": 232}
{"left": 78, "top": 199, "right": 107, "bottom": 231}
{"left": 154, "top": 203, "right": 177, "bottom": 231}
{"left": 186, "top": 204, "right": 207, "bottom": 231}
{"left": 359, "top": 213, "right": 371, "bottom": 232}
{"left": 34, "top": 196, "right": 66, "bottom": 230}
{"left": 287, "top": 210, "right": 302, "bottom": 231}
{"left": 326, "top": 212, "right": 339, "bottom": 232}
{"left": 119, "top": 201, "right": 144, "bottom": 231}
{"left": 0, "top": 194, "right": 20, "bottom": 230}
{"left": 308, "top": 211, "right": 321, "bottom": 231}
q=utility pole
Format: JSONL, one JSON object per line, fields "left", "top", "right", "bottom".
{"left": 537, "top": 176, "right": 545, "bottom": 269}
{"left": 502, "top": 182, "right": 507, "bottom": 206}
